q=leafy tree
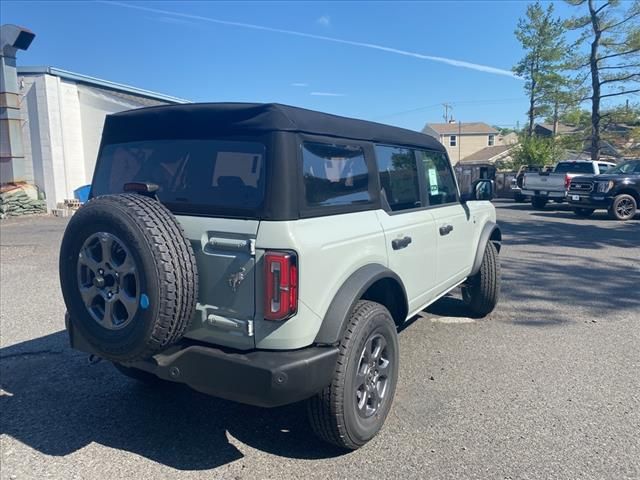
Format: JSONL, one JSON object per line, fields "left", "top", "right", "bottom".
{"left": 514, "top": 2, "right": 574, "bottom": 136}
{"left": 565, "top": 0, "right": 640, "bottom": 159}
{"left": 512, "top": 135, "right": 565, "bottom": 167}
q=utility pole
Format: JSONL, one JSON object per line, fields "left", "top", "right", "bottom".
{"left": 442, "top": 103, "right": 452, "bottom": 123}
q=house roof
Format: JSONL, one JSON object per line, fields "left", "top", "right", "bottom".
{"left": 535, "top": 123, "right": 582, "bottom": 135}
{"left": 104, "top": 103, "right": 446, "bottom": 151}
{"left": 423, "top": 122, "right": 498, "bottom": 135}
{"left": 18, "top": 66, "right": 190, "bottom": 104}
{"left": 461, "top": 145, "right": 514, "bottom": 162}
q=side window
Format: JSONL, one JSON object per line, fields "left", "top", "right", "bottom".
{"left": 301, "top": 142, "right": 371, "bottom": 208}
{"left": 374, "top": 145, "right": 420, "bottom": 212}
{"left": 416, "top": 150, "right": 458, "bottom": 206}
{"left": 488, "top": 134, "right": 495, "bottom": 146}
{"left": 449, "top": 135, "right": 457, "bottom": 147}
{"left": 597, "top": 163, "right": 610, "bottom": 173}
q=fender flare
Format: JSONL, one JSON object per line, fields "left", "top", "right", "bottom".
{"left": 313, "top": 264, "right": 408, "bottom": 345}
{"left": 470, "top": 221, "right": 502, "bottom": 276}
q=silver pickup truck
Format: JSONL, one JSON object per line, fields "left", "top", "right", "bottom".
{"left": 522, "top": 160, "right": 615, "bottom": 209}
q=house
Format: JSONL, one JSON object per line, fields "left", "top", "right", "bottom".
{"left": 533, "top": 123, "right": 582, "bottom": 137}
{"left": 15, "top": 66, "right": 188, "bottom": 210}
{"left": 422, "top": 122, "right": 503, "bottom": 165}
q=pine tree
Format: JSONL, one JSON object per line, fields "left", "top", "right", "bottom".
{"left": 565, "top": 0, "right": 640, "bottom": 159}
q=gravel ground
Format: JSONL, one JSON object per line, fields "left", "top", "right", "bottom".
{"left": 1, "top": 201, "right": 639, "bottom": 480}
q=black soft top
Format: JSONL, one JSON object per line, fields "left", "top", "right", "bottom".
{"left": 103, "top": 102, "right": 444, "bottom": 151}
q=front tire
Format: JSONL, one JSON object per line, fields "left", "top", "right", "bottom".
{"left": 573, "top": 207, "right": 595, "bottom": 218}
{"left": 462, "top": 241, "right": 500, "bottom": 317}
{"left": 307, "top": 301, "right": 399, "bottom": 450}
{"left": 514, "top": 193, "right": 526, "bottom": 203}
{"left": 531, "top": 197, "right": 547, "bottom": 210}
{"left": 608, "top": 194, "right": 637, "bottom": 221}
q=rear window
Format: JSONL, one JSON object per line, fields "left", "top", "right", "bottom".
{"left": 92, "top": 139, "right": 266, "bottom": 214}
{"left": 554, "top": 162, "right": 594, "bottom": 174}
{"left": 301, "top": 142, "right": 371, "bottom": 208}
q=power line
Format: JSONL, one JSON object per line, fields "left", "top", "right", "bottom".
{"left": 374, "top": 97, "right": 525, "bottom": 120}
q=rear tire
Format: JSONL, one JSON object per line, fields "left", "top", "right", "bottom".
{"left": 573, "top": 207, "right": 595, "bottom": 218}
{"left": 462, "top": 242, "right": 500, "bottom": 317}
{"left": 608, "top": 194, "right": 637, "bottom": 221}
{"left": 531, "top": 197, "right": 547, "bottom": 210}
{"left": 307, "top": 301, "right": 399, "bottom": 450}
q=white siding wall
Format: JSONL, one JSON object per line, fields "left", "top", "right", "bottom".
{"left": 18, "top": 73, "right": 165, "bottom": 211}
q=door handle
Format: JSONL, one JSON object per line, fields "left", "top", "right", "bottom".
{"left": 439, "top": 224, "right": 454, "bottom": 236}
{"left": 392, "top": 236, "right": 412, "bottom": 250}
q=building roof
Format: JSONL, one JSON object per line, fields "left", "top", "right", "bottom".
{"left": 534, "top": 123, "right": 582, "bottom": 135}
{"left": 103, "top": 103, "right": 446, "bottom": 151}
{"left": 18, "top": 66, "right": 190, "bottom": 104}
{"left": 423, "top": 122, "right": 498, "bottom": 135}
{"left": 461, "top": 144, "right": 514, "bottom": 162}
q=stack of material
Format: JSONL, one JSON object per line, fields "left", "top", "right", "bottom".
{"left": 0, "top": 184, "right": 47, "bottom": 219}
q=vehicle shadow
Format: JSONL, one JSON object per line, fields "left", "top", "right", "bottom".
{"left": 0, "top": 332, "right": 345, "bottom": 471}
{"left": 499, "top": 216, "right": 640, "bottom": 250}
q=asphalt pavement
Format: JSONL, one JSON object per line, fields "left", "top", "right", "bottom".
{"left": 1, "top": 200, "right": 639, "bottom": 480}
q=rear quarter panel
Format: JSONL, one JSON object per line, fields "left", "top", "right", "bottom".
{"left": 254, "top": 210, "right": 387, "bottom": 349}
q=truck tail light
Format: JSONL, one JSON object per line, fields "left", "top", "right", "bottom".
{"left": 565, "top": 174, "right": 571, "bottom": 189}
{"left": 264, "top": 250, "right": 298, "bottom": 321}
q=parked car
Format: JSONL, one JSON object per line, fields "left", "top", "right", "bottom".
{"left": 568, "top": 159, "right": 640, "bottom": 220}
{"left": 522, "top": 160, "right": 616, "bottom": 209}
{"left": 59, "top": 103, "right": 502, "bottom": 450}
{"left": 510, "top": 165, "right": 552, "bottom": 202}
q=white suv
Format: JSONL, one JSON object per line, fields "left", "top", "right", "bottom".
{"left": 59, "top": 103, "right": 502, "bottom": 450}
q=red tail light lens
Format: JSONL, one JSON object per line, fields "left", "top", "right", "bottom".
{"left": 565, "top": 174, "right": 571, "bottom": 189}
{"left": 264, "top": 250, "right": 298, "bottom": 321}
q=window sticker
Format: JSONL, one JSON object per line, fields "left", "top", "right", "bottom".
{"left": 428, "top": 168, "right": 439, "bottom": 193}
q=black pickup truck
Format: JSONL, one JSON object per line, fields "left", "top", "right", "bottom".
{"left": 568, "top": 159, "right": 640, "bottom": 220}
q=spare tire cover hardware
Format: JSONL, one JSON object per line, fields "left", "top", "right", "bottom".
{"left": 77, "top": 232, "right": 139, "bottom": 330}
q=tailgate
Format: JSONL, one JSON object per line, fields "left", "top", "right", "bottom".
{"left": 176, "top": 215, "right": 259, "bottom": 350}
{"left": 524, "top": 173, "right": 565, "bottom": 191}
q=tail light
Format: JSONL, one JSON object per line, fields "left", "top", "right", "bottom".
{"left": 565, "top": 174, "right": 571, "bottom": 189}
{"left": 264, "top": 250, "right": 298, "bottom": 321}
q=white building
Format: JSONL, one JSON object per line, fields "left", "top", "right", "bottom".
{"left": 17, "top": 66, "right": 188, "bottom": 210}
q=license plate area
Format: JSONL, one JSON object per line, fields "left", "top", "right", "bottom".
{"left": 572, "top": 195, "right": 580, "bottom": 201}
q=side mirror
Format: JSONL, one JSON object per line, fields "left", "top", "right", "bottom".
{"left": 462, "top": 179, "right": 495, "bottom": 203}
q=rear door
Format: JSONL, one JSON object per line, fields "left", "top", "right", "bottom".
{"left": 373, "top": 145, "right": 439, "bottom": 314}
{"left": 414, "top": 149, "right": 474, "bottom": 290}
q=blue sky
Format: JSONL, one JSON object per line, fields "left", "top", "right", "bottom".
{"left": 2, "top": 1, "right": 587, "bottom": 131}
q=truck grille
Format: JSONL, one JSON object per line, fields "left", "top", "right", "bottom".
{"left": 569, "top": 182, "right": 593, "bottom": 193}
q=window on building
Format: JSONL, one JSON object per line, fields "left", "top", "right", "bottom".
{"left": 301, "top": 142, "right": 371, "bottom": 208}
{"left": 415, "top": 150, "right": 458, "bottom": 206}
{"left": 375, "top": 145, "right": 421, "bottom": 212}
{"left": 488, "top": 134, "right": 495, "bottom": 146}
{"left": 449, "top": 135, "right": 457, "bottom": 147}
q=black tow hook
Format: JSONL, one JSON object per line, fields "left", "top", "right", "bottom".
{"left": 88, "top": 354, "right": 103, "bottom": 365}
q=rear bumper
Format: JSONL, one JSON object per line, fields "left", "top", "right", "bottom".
{"left": 567, "top": 194, "right": 612, "bottom": 209}
{"left": 521, "top": 189, "right": 566, "bottom": 199}
{"left": 66, "top": 315, "right": 338, "bottom": 408}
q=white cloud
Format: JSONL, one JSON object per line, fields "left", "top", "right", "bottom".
{"left": 310, "top": 92, "right": 346, "bottom": 97}
{"left": 316, "top": 15, "right": 330, "bottom": 27}
{"left": 291, "top": 82, "right": 309, "bottom": 87}
{"left": 103, "top": 1, "right": 521, "bottom": 79}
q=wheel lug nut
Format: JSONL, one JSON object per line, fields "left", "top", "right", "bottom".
{"left": 107, "top": 292, "right": 113, "bottom": 298}
{"left": 98, "top": 269, "right": 104, "bottom": 275}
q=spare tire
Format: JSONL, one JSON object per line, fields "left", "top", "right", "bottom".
{"left": 59, "top": 194, "right": 198, "bottom": 362}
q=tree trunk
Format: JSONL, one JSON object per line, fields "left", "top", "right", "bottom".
{"left": 528, "top": 58, "right": 536, "bottom": 137}
{"left": 553, "top": 99, "right": 559, "bottom": 137}
{"left": 588, "top": 0, "right": 601, "bottom": 161}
